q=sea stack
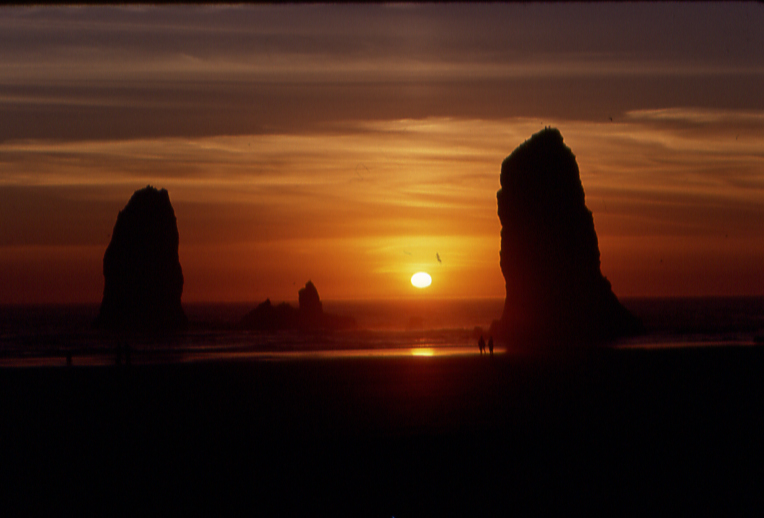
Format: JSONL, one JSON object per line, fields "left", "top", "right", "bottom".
{"left": 298, "top": 280, "right": 323, "bottom": 329}
{"left": 240, "top": 281, "right": 355, "bottom": 332}
{"left": 491, "top": 128, "right": 640, "bottom": 346}
{"left": 95, "top": 186, "right": 187, "bottom": 332}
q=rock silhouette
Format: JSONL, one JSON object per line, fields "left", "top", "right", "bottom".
{"left": 239, "top": 299, "right": 298, "bottom": 331}
{"left": 94, "top": 186, "right": 187, "bottom": 332}
{"left": 240, "top": 281, "right": 356, "bottom": 332}
{"left": 490, "top": 128, "right": 640, "bottom": 346}
{"left": 298, "top": 280, "right": 323, "bottom": 330}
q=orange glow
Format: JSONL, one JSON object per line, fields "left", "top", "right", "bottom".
{"left": 2, "top": 115, "right": 763, "bottom": 302}
{"left": 411, "top": 348, "right": 435, "bottom": 357}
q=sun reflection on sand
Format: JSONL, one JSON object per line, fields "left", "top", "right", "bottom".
{"left": 0, "top": 346, "right": 507, "bottom": 367}
{"left": 183, "top": 346, "right": 506, "bottom": 363}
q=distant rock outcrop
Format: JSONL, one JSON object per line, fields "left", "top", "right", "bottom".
{"left": 490, "top": 128, "right": 641, "bottom": 346}
{"left": 94, "top": 186, "right": 187, "bottom": 332}
{"left": 240, "top": 281, "right": 356, "bottom": 332}
{"left": 239, "top": 299, "right": 298, "bottom": 331}
{"left": 298, "top": 281, "right": 323, "bottom": 329}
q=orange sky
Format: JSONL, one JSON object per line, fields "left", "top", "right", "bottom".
{"left": 1, "top": 5, "right": 763, "bottom": 303}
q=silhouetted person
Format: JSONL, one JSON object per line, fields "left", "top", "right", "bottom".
{"left": 478, "top": 336, "right": 486, "bottom": 355}
{"left": 488, "top": 336, "right": 494, "bottom": 356}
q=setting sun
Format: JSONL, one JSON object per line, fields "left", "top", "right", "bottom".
{"left": 411, "top": 272, "right": 432, "bottom": 289}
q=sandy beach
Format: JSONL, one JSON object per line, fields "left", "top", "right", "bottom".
{"left": 2, "top": 346, "right": 763, "bottom": 516}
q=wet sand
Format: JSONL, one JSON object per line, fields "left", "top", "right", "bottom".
{"left": 2, "top": 346, "right": 763, "bottom": 515}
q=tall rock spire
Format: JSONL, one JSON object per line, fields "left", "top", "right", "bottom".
{"left": 95, "top": 186, "right": 187, "bottom": 333}
{"left": 492, "top": 128, "right": 640, "bottom": 346}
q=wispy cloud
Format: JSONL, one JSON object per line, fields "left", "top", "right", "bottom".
{"left": 3, "top": 5, "right": 761, "bottom": 79}
{"left": 3, "top": 112, "right": 761, "bottom": 246}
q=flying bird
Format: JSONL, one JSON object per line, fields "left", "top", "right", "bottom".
{"left": 436, "top": 253, "right": 442, "bottom": 264}
{"left": 355, "top": 163, "right": 370, "bottom": 179}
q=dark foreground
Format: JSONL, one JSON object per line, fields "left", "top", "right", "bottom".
{"left": 2, "top": 347, "right": 764, "bottom": 516}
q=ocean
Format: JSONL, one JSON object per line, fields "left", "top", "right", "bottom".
{"left": 1, "top": 297, "right": 762, "bottom": 366}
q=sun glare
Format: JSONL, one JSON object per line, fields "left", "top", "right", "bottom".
{"left": 411, "top": 272, "right": 432, "bottom": 289}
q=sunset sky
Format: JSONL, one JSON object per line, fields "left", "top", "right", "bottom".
{"left": 1, "top": 4, "right": 763, "bottom": 304}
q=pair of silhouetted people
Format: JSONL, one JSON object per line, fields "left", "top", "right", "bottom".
{"left": 478, "top": 336, "right": 494, "bottom": 355}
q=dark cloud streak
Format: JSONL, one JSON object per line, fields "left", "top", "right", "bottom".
{"left": 2, "top": 75, "right": 762, "bottom": 143}
{"left": 2, "top": 5, "right": 760, "bottom": 71}
{"left": 1, "top": 4, "right": 761, "bottom": 142}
